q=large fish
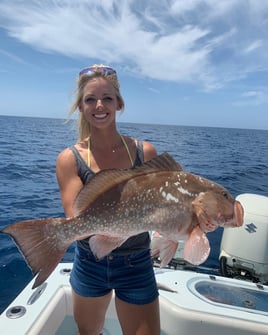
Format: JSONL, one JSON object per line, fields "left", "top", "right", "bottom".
{"left": 1, "top": 153, "right": 243, "bottom": 288}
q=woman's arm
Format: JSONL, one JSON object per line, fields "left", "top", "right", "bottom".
{"left": 56, "top": 148, "right": 84, "bottom": 217}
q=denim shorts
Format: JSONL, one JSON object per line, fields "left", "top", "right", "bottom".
{"left": 70, "top": 246, "right": 159, "bottom": 305}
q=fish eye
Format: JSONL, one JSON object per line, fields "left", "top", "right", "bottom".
{"left": 222, "top": 191, "right": 229, "bottom": 199}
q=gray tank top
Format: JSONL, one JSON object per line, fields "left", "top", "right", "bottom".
{"left": 71, "top": 141, "right": 150, "bottom": 254}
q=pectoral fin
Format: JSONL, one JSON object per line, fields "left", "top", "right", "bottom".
{"left": 183, "top": 226, "right": 210, "bottom": 265}
{"left": 151, "top": 232, "right": 178, "bottom": 267}
{"left": 89, "top": 235, "right": 129, "bottom": 259}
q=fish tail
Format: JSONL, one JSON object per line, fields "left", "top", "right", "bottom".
{"left": 1, "top": 217, "right": 69, "bottom": 288}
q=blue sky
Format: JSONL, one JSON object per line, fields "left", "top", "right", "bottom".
{"left": 0, "top": 0, "right": 268, "bottom": 130}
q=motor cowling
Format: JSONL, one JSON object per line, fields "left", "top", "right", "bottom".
{"left": 219, "top": 193, "right": 268, "bottom": 283}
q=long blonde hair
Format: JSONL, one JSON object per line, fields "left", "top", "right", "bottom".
{"left": 68, "top": 65, "right": 125, "bottom": 141}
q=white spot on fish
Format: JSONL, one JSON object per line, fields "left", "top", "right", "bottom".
{"left": 159, "top": 185, "right": 179, "bottom": 203}
{"left": 177, "top": 187, "right": 192, "bottom": 196}
{"left": 166, "top": 193, "right": 179, "bottom": 203}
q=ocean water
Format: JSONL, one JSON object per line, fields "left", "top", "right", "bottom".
{"left": 0, "top": 115, "right": 267, "bottom": 314}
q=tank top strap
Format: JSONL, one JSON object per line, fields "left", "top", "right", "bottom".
{"left": 70, "top": 146, "right": 95, "bottom": 185}
{"left": 134, "top": 140, "right": 144, "bottom": 167}
{"left": 70, "top": 140, "right": 144, "bottom": 184}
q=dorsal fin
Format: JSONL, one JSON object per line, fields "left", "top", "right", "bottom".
{"left": 73, "top": 152, "right": 182, "bottom": 216}
{"left": 143, "top": 152, "right": 182, "bottom": 171}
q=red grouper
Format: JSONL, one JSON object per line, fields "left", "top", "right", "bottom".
{"left": 1, "top": 152, "right": 244, "bottom": 288}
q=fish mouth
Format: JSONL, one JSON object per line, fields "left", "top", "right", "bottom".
{"left": 234, "top": 200, "right": 244, "bottom": 226}
{"left": 218, "top": 200, "right": 244, "bottom": 228}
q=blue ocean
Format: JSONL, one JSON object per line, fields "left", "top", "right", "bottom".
{"left": 0, "top": 115, "right": 267, "bottom": 314}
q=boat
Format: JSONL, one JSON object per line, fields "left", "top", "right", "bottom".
{"left": 0, "top": 193, "right": 267, "bottom": 335}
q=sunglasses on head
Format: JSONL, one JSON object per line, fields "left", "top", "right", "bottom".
{"left": 79, "top": 66, "right": 117, "bottom": 77}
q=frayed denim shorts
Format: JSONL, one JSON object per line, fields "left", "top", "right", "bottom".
{"left": 70, "top": 246, "right": 159, "bottom": 305}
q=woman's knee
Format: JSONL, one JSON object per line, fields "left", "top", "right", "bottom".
{"left": 72, "top": 290, "right": 112, "bottom": 335}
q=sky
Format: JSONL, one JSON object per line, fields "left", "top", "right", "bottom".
{"left": 0, "top": 0, "right": 268, "bottom": 130}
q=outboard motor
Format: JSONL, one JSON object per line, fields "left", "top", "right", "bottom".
{"left": 219, "top": 193, "right": 268, "bottom": 283}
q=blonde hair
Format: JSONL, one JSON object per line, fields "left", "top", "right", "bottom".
{"left": 68, "top": 65, "right": 125, "bottom": 141}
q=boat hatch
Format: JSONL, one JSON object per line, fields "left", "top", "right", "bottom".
{"left": 189, "top": 279, "right": 268, "bottom": 315}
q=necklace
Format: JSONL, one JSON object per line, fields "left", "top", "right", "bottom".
{"left": 87, "top": 134, "right": 134, "bottom": 167}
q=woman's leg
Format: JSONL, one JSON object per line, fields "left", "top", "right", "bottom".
{"left": 112, "top": 250, "right": 160, "bottom": 334}
{"left": 115, "top": 296, "right": 160, "bottom": 335}
{"left": 72, "top": 289, "right": 112, "bottom": 335}
{"left": 70, "top": 247, "right": 113, "bottom": 334}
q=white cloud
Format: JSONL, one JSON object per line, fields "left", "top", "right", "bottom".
{"left": 0, "top": 0, "right": 268, "bottom": 91}
{"left": 148, "top": 87, "right": 160, "bottom": 94}
{"left": 243, "top": 40, "right": 263, "bottom": 54}
{"left": 0, "top": 48, "right": 27, "bottom": 64}
{"left": 233, "top": 89, "right": 268, "bottom": 106}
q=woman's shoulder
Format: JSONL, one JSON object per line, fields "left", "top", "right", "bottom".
{"left": 124, "top": 136, "right": 157, "bottom": 163}
{"left": 57, "top": 140, "right": 87, "bottom": 163}
{"left": 57, "top": 147, "right": 74, "bottom": 162}
{"left": 56, "top": 147, "right": 78, "bottom": 173}
{"left": 141, "top": 140, "right": 157, "bottom": 162}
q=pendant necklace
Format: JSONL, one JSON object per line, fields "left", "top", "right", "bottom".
{"left": 87, "top": 135, "right": 134, "bottom": 167}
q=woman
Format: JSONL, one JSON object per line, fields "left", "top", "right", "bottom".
{"left": 56, "top": 64, "right": 160, "bottom": 335}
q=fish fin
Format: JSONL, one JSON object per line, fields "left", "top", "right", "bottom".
{"left": 89, "top": 235, "right": 129, "bottom": 259}
{"left": 151, "top": 232, "right": 178, "bottom": 267}
{"left": 73, "top": 152, "right": 182, "bottom": 216}
{"left": 2, "top": 218, "right": 69, "bottom": 288}
{"left": 143, "top": 152, "right": 182, "bottom": 171}
{"left": 183, "top": 226, "right": 210, "bottom": 265}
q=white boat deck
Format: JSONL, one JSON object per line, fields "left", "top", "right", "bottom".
{"left": 0, "top": 262, "right": 268, "bottom": 335}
